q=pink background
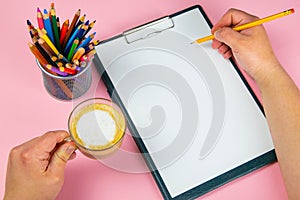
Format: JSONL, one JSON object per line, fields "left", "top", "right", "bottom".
{"left": 1, "top": 0, "right": 299, "bottom": 199}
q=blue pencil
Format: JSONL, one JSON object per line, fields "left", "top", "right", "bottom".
{"left": 43, "top": 9, "right": 55, "bottom": 44}
{"left": 77, "top": 20, "right": 89, "bottom": 41}
{"left": 75, "top": 32, "right": 96, "bottom": 52}
{"left": 64, "top": 25, "right": 82, "bottom": 55}
{"left": 76, "top": 22, "right": 88, "bottom": 42}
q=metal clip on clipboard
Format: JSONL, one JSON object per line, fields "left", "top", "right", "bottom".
{"left": 123, "top": 17, "right": 174, "bottom": 44}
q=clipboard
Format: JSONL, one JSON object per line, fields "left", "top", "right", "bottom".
{"left": 93, "top": 5, "right": 277, "bottom": 200}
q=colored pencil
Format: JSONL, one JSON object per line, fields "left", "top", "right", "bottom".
{"left": 79, "top": 55, "right": 88, "bottom": 62}
{"left": 56, "top": 79, "right": 74, "bottom": 99}
{"left": 75, "top": 32, "right": 96, "bottom": 51}
{"left": 49, "top": 2, "right": 55, "bottom": 23}
{"left": 51, "top": 56, "right": 58, "bottom": 62}
{"left": 38, "top": 38, "right": 56, "bottom": 57}
{"left": 192, "top": 8, "right": 295, "bottom": 44}
{"left": 27, "top": 20, "right": 39, "bottom": 38}
{"left": 76, "top": 21, "right": 89, "bottom": 41}
{"left": 92, "top": 39, "right": 100, "bottom": 46}
{"left": 72, "top": 64, "right": 82, "bottom": 71}
{"left": 67, "top": 38, "right": 79, "bottom": 61}
{"left": 59, "top": 66, "right": 76, "bottom": 75}
{"left": 73, "top": 59, "right": 79, "bottom": 66}
{"left": 72, "top": 47, "right": 85, "bottom": 61}
{"left": 28, "top": 42, "right": 48, "bottom": 66}
{"left": 43, "top": 9, "right": 55, "bottom": 44}
{"left": 64, "top": 24, "right": 82, "bottom": 54}
{"left": 80, "top": 61, "right": 87, "bottom": 68}
{"left": 62, "top": 9, "right": 81, "bottom": 49}
{"left": 29, "top": 44, "right": 71, "bottom": 100}
{"left": 75, "top": 14, "right": 86, "bottom": 30}
{"left": 60, "top": 19, "right": 69, "bottom": 45}
{"left": 86, "top": 49, "right": 96, "bottom": 59}
{"left": 57, "top": 54, "right": 70, "bottom": 63}
{"left": 65, "top": 63, "right": 73, "bottom": 69}
{"left": 51, "top": 9, "right": 61, "bottom": 52}
{"left": 37, "top": 29, "right": 59, "bottom": 55}
{"left": 46, "top": 64, "right": 68, "bottom": 76}
{"left": 28, "top": 4, "right": 98, "bottom": 80}
{"left": 57, "top": 17, "right": 61, "bottom": 36}
{"left": 84, "top": 44, "right": 94, "bottom": 53}
{"left": 82, "top": 20, "right": 96, "bottom": 38}
{"left": 37, "top": 8, "right": 44, "bottom": 29}
{"left": 32, "top": 37, "right": 56, "bottom": 66}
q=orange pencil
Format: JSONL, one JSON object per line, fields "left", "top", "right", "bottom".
{"left": 72, "top": 47, "right": 85, "bottom": 61}
{"left": 28, "top": 42, "right": 48, "bottom": 66}
{"left": 60, "top": 19, "right": 69, "bottom": 45}
{"left": 62, "top": 9, "right": 81, "bottom": 49}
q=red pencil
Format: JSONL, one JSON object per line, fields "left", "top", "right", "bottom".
{"left": 60, "top": 19, "right": 69, "bottom": 45}
{"left": 59, "top": 66, "right": 76, "bottom": 75}
{"left": 37, "top": 8, "right": 44, "bottom": 29}
{"left": 62, "top": 9, "right": 81, "bottom": 49}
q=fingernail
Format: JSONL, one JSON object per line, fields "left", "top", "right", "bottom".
{"left": 66, "top": 144, "right": 76, "bottom": 154}
{"left": 214, "top": 30, "right": 221, "bottom": 39}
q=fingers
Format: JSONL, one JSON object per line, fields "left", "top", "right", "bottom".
{"left": 47, "top": 142, "right": 76, "bottom": 177}
{"left": 69, "top": 152, "right": 77, "bottom": 160}
{"left": 212, "top": 8, "right": 258, "bottom": 34}
{"left": 214, "top": 27, "right": 245, "bottom": 51}
{"left": 38, "top": 131, "right": 70, "bottom": 152}
{"left": 212, "top": 39, "right": 233, "bottom": 59}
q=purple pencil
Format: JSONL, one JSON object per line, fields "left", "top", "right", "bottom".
{"left": 45, "top": 64, "right": 68, "bottom": 76}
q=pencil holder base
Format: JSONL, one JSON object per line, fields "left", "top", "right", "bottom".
{"left": 37, "top": 59, "right": 93, "bottom": 101}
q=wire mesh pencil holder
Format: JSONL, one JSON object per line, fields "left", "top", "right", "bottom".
{"left": 36, "top": 59, "right": 93, "bottom": 101}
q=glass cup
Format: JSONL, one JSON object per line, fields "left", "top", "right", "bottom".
{"left": 68, "top": 98, "right": 126, "bottom": 159}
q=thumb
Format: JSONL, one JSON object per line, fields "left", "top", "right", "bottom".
{"left": 47, "top": 142, "right": 76, "bottom": 176}
{"left": 214, "top": 27, "right": 244, "bottom": 50}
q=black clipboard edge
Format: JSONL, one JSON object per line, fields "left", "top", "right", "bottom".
{"left": 93, "top": 5, "right": 277, "bottom": 200}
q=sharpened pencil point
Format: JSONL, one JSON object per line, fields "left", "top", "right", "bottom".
{"left": 37, "top": 7, "right": 41, "bottom": 13}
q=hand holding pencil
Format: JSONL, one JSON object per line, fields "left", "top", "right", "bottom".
{"left": 209, "top": 8, "right": 293, "bottom": 82}
{"left": 192, "top": 8, "right": 294, "bottom": 44}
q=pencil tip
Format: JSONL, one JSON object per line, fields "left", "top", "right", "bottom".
{"left": 27, "top": 19, "right": 31, "bottom": 25}
{"left": 37, "top": 7, "right": 40, "bottom": 12}
{"left": 43, "top": 9, "right": 48, "bottom": 14}
{"left": 190, "top": 41, "right": 196, "bottom": 45}
{"left": 51, "top": 2, "right": 55, "bottom": 8}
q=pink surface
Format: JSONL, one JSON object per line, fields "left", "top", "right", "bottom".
{"left": 0, "top": 0, "right": 299, "bottom": 199}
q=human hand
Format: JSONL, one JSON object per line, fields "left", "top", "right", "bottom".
{"left": 211, "top": 8, "right": 281, "bottom": 83}
{"left": 4, "top": 131, "right": 76, "bottom": 200}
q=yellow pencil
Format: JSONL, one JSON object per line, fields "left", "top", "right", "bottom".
{"left": 37, "top": 29, "right": 60, "bottom": 55}
{"left": 72, "top": 47, "right": 85, "bottom": 61}
{"left": 192, "top": 8, "right": 295, "bottom": 44}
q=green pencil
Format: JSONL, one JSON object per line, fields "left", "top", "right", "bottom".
{"left": 51, "top": 9, "right": 61, "bottom": 52}
{"left": 67, "top": 38, "right": 79, "bottom": 61}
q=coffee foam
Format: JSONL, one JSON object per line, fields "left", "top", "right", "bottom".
{"left": 77, "top": 109, "right": 116, "bottom": 146}
{"left": 70, "top": 103, "right": 125, "bottom": 150}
